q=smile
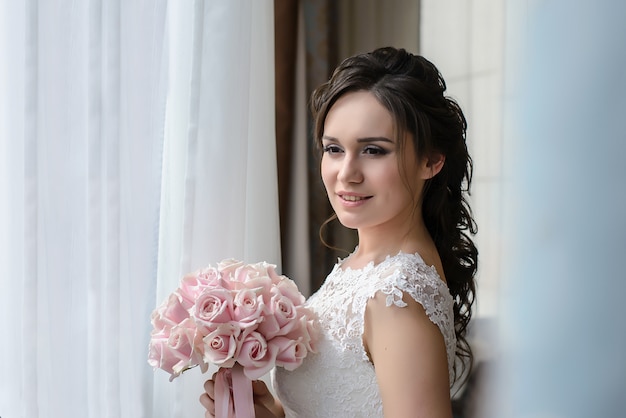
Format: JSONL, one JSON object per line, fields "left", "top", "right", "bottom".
{"left": 339, "top": 194, "right": 371, "bottom": 202}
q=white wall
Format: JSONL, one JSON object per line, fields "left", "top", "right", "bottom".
{"left": 420, "top": 0, "right": 505, "bottom": 319}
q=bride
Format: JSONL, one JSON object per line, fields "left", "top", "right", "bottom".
{"left": 200, "top": 46, "right": 478, "bottom": 418}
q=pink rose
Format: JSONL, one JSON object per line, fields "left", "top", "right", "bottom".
{"left": 151, "top": 293, "right": 190, "bottom": 332}
{"left": 237, "top": 275, "right": 273, "bottom": 297}
{"left": 148, "top": 330, "right": 178, "bottom": 376}
{"left": 148, "top": 318, "right": 206, "bottom": 381}
{"left": 196, "top": 266, "right": 222, "bottom": 286}
{"left": 283, "top": 313, "right": 319, "bottom": 354}
{"left": 274, "top": 277, "right": 305, "bottom": 306}
{"left": 167, "top": 318, "right": 206, "bottom": 375}
{"left": 193, "top": 288, "right": 234, "bottom": 333}
{"left": 303, "top": 316, "right": 320, "bottom": 353}
{"left": 223, "top": 263, "right": 273, "bottom": 297}
{"left": 233, "top": 288, "right": 265, "bottom": 326}
{"left": 258, "top": 287, "right": 299, "bottom": 339}
{"left": 270, "top": 336, "right": 308, "bottom": 371}
{"left": 177, "top": 267, "right": 221, "bottom": 308}
{"left": 234, "top": 262, "right": 268, "bottom": 282}
{"left": 217, "top": 259, "right": 244, "bottom": 277}
{"left": 203, "top": 323, "right": 241, "bottom": 367}
{"left": 265, "top": 263, "right": 286, "bottom": 285}
{"left": 237, "top": 331, "right": 279, "bottom": 379}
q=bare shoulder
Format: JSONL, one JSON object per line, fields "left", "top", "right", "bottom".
{"left": 363, "top": 291, "right": 452, "bottom": 418}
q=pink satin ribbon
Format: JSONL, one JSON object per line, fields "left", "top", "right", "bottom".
{"left": 214, "top": 364, "right": 254, "bottom": 418}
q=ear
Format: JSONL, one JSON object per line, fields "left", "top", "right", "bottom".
{"left": 420, "top": 153, "right": 445, "bottom": 179}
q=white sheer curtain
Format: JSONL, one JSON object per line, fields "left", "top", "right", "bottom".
{"left": 154, "top": 1, "right": 278, "bottom": 417}
{"left": 0, "top": 1, "right": 278, "bottom": 417}
{"left": 0, "top": 1, "right": 168, "bottom": 417}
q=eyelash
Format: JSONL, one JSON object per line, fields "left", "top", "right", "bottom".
{"left": 322, "top": 145, "right": 388, "bottom": 156}
{"left": 363, "top": 146, "right": 387, "bottom": 156}
{"left": 322, "top": 145, "right": 342, "bottom": 154}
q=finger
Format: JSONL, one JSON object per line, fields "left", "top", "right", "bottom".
{"left": 199, "top": 392, "right": 215, "bottom": 416}
{"left": 203, "top": 379, "right": 216, "bottom": 400}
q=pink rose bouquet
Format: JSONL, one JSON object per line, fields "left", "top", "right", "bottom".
{"left": 148, "top": 260, "right": 318, "bottom": 418}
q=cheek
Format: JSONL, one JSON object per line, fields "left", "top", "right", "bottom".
{"left": 372, "top": 166, "right": 398, "bottom": 188}
{"left": 377, "top": 169, "right": 414, "bottom": 203}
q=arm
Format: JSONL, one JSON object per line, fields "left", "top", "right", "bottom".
{"left": 363, "top": 290, "right": 452, "bottom": 418}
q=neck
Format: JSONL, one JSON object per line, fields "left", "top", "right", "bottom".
{"left": 353, "top": 215, "right": 433, "bottom": 265}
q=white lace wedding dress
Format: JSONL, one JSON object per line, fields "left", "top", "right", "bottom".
{"left": 273, "top": 251, "right": 457, "bottom": 418}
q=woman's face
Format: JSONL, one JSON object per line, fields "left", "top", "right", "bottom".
{"left": 320, "top": 90, "right": 426, "bottom": 233}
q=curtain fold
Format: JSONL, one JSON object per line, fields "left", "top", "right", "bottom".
{"left": 274, "top": 0, "right": 299, "bottom": 270}
{"left": 0, "top": 1, "right": 168, "bottom": 417}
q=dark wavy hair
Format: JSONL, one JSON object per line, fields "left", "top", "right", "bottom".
{"left": 310, "top": 47, "right": 478, "bottom": 384}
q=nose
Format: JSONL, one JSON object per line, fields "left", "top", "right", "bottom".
{"left": 337, "top": 155, "right": 363, "bottom": 184}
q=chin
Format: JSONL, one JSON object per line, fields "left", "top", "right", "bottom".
{"left": 334, "top": 214, "right": 362, "bottom": 230}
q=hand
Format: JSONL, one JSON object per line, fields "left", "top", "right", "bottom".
{"left": 199, "top": 374, "right": 284, "bottom": 418}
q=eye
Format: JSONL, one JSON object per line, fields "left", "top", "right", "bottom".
{"left": 363, "top": 145, "right": 388, "bottom": 156}
{"left": 322, "top": 144, "right": 343, "bottom": 154}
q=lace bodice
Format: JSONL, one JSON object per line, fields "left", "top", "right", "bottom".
{"left": 273, "top": 251, "right": 457, "bottom": 418}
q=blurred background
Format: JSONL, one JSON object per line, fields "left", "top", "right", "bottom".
{"left": 1, "top": 1, "right": 625, "bottom": 417}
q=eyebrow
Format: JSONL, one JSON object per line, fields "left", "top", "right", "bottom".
{"left": 322, "top": 135, "right": 394, "bottom": 144}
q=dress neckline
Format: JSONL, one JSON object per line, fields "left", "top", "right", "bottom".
{"left": 336, "top": 247, "right": 428, "bottom": 274}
